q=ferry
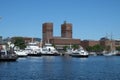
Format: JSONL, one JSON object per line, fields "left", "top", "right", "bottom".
{"left": 25, "top": 42, "right": 42, "bottom": 56}
{"left": 69, "top": 48, "right": 89, "bottom": 58}
{"left": 41, "top": 43, "right": 60, "bottom": 56}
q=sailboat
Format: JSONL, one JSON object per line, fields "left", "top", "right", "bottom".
{"left": 103, "top": 34, "right": 116, "bottom": 56}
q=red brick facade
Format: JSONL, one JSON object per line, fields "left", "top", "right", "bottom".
{"left": 61, "top": 22, "right": 72, "bottom": 38}
{"left": 42, "top": 22, "right": 80, "bottom": 49}
{"left": 50, "top": 37, "right": 81, "bottom": 49}
{"left": 81, "top": 39, "right": 116, "bottom": 51}
{"left": 42, "top": 23, "right": 53, "bottom": 44}
{"left": 100, "top": 40, "right": 115, "bottom": 51}
{"left": 81, "top": 40, "right": 100, "bottom": 48}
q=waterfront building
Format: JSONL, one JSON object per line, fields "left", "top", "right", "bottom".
{"left": 42, "top": 22, "right": 53, "bottom": 45}
{"left": 61, "top": 21, "right": 72, "bottom": 38}
{"left": 81, "top": 40, "right": 100, "bottom": 49}
{"left": 115, "top": 40, "right": 120, "bottom": 48}
{"left": 11, "top": 37, "right": 41, "bottom": 47}
{"left": 99, "top": 37, "right": 115, "bottom": 51}
{"left": 42, "top": 21, "right": 81, "bottom": 49}
{"left": 49, "top": 37, "right": 81, "bottom": 49}
{"left": 81, "top": 37, "right": 116, "bottom": 51}
{"left": 11, "top": 37, "right": 41, "bottom": 43}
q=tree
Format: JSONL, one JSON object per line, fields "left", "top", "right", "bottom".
{"left": 105, "top": 46, "right": 111, "bottom": 51}
{"left": 63, "top": 46, "right": 70, "bottom": 51}
{"left": 92, "top": 44, "right": 104, "bottom": 52}
{"left": 14, "top": 37, "right": 26, "bottom": 49}
{"left": 72, "top": 44, "right": 79, "bottom": 49}
{"left": 116, "top": 46, "right": 120, "bottom": 51}
{"left": 86, "top": 46, "right": 93, "bottom": 52}
{"left": 52, "top": 44, "right": 56, "bottom": 48}
{"left": 86, "top": 45, "right": 104, "bottom": 52}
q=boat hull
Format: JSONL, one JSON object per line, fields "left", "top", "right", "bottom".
{"left": 0, "top": 55, "right": 18, "bottom": 62}
{"left": 14, "top": 51, "right": 28, "bottom": 57}
{"left": 115, "top": 54, "right": 120, "bottom": 56}
{"left": 70, "top": 54, "right": 89, "bottom": 58}
{"left": 0, "top": 58, "right": 17, "bottom": 62}
{"left": 27, "top": 53, "right": 41, "bottom": 56}
{"left": 41, "top": 53, "right": 60, "bottom": 56}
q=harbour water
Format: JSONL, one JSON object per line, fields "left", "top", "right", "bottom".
{"left": 0, "top": 56, "right": 120, "bottom": 80}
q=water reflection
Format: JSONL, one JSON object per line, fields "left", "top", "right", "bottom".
{"left": 41, "top": 56, "right": 74, "bottom": 80}
{"left": 1, "top": 56, "right": 120, "bottom": 80}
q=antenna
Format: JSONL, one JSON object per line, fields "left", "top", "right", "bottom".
{"left": 32, "top": 38, "right": 34, "bottom": 42}
{"left": 0, "top": 16, "right": 2, "bottom": 22}
{"left": 0, "top": 16, "right": 2, "bottom": 19}
{"left": 64, "top": 21, "right": 67, "bottom": 24}
{"left": 105, "top": 33, "right": 108, "bottom": 39}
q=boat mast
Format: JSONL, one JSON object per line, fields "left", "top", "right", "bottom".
{"left": 110, "top": 33, "right": 114, "bottom": 52}
{"left": 47, "top": 38, "right": 49, "bottom": 44}
{"left": 32, "top": 38, "right": 34, "bottom": 43}
{"left": 70, "top": 43, "right": 71, "bottom": 48}
{"left": 3, "top": 45, "right": 7, "bottom": 55}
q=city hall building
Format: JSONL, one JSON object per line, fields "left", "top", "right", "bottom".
{"left": 42, "top": 21, "right": 81, "bottom": 49}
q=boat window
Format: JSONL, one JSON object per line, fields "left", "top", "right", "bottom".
{"left": 42, "top": 48, "right": 47, "bottom": 51}
{"left": 28, "top": 43, "right": 37, "bottom": 46}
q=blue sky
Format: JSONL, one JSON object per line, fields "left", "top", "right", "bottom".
{"left": 0, "top": 0, "right": 120, "bottom": 40}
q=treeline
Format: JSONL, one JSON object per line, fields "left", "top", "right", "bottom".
{"left": 86, "top": 45, "right": 120, "bottom": 52}
{"left": 86, "top": 45, "right": 104, "bottom": 52}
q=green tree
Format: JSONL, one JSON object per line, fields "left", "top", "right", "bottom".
{"left": 93, "top": 45, "right": 104, "bottom": 52}
{"left": 105, "top": 46, "right": 110, "bottom": 51}
{"left": 14, "top": 37, "right": 26, "bottom": 49}
{"left": 72, "top": 44, "right": 79, "bottom": 49}
{"left": 52, "top": 44, "right": 56, "bottom": 48}
{"left": 63, "top": 46, "right": 69, "bottom": 51}
{"left": 86, "top": 46, "right": 93, "bottom": 52}
{"left": 86, "top": 45, "right": 104, "bottom": 52}
{"left": 116, "top": 46, "right": 120, "bottom": 51}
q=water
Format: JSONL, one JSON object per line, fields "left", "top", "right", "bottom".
{"left": 0, "top": 56, "right": 120, "bottom": 80}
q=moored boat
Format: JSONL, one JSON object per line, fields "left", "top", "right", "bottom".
{"left": 0, "top": 45, "right": 18, "bottom": 62}
{"left": 14, "top": 50, "right": 28, "bottom": 57}
{"left": 115, "top": 51, "right": 120, "bottom": 56}
{"left": 70, "top": 49, "right": 89, "bottom": 58}
{"left": 0, "top": 53, "right": 18, "bottom": 61}
{"left": 27, "top": 50, "right": 41, "bottom": 56}
{"left": 41, "top": 43, "right": 60, "bottom": 56}
{"left": 25, "top": 42, "right": 42, "bottom": 56}
{"left": 103, "top": 51, "right": 117, "bottom": 56}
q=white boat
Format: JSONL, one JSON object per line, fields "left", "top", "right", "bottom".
{"left": 65, "top": 48, "right": 73, "bottom": 54}
{"left": 64, "top": 44, "right": 73, "bottom": 56}
{"left": 103, "top": 50, "right": 116, "bottom": 56}
{"left": 25, "top": 42, "right": 42, "bottom": 56}
{"left": 103, "top": 34, "right": 117, "bottom": 56}
{"left": 89, "top": 52, "right": 97, "bottom": 56}
{"left": 70, "top": 48, "right": 89, "bottom": 58}
{"left": 14, "top": 50, "right": 27, "bottom": 57}
{"left": 41, "top": 43, "right": 59, "bottom": 56}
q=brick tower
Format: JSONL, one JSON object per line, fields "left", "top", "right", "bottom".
{"left": 61, "top": 21, "right": 72, "bottom": 38}
{"left": 42, "top": 22, "right": 53, "bottom": 44}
